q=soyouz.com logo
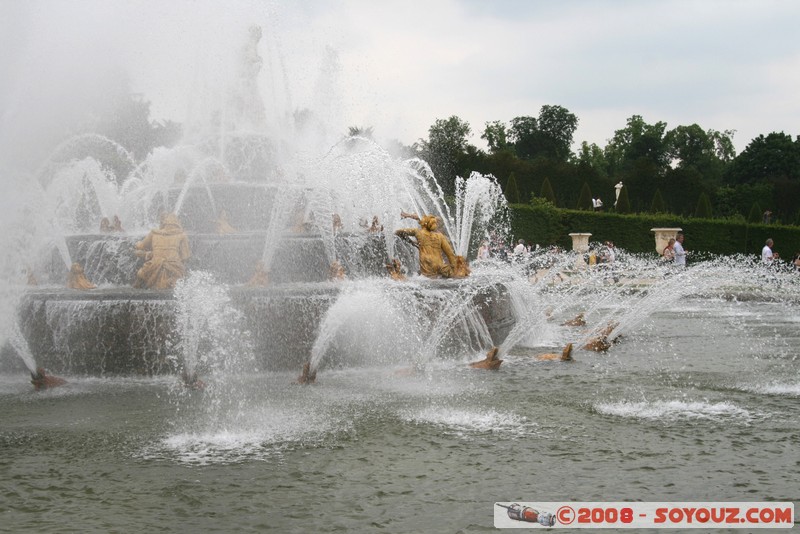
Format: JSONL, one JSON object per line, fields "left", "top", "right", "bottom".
{"left": 494, "top": 502, "right": 795, "bottom": 528}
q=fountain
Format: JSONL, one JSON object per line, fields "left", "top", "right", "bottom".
{"left": 7, "top": 26, "right": 518, "bottom": 381}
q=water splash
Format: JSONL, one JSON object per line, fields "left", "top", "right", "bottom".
{"left": 172, "top": 271, "right": 249, "bottom": 381}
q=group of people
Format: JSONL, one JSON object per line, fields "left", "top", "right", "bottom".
{"left": 661, "top": 233, "right": 687, "bottom": 267}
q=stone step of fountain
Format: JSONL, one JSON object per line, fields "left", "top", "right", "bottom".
{"left": 17, "top": 280, "right": 515, "bottom": 375}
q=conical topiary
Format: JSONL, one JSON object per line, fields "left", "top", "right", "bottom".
{"left": 694, "top": 192, "right": 713, "bottom": 219}
{"left": 505, "top": 172, "right": 521, "bottom": 204}
{"left": 540, "top": 177, "right": 557, "bottom": 207}
{"left": 576, "top": 182, "right": 593, "bottom": 211}
{"left": 650, "top": 188, "right": 666, "bottom": 213}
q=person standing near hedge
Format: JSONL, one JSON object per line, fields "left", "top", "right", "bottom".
{"left": 673, "top": 233, "right": 687, "bottom": 267}
{"left": 762, "top": 238, "right": 778, "bottom": 264}
{"left": 662, "top": 238, "right": 676, "bottom": 262}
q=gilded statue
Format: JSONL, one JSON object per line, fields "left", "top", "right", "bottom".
{"left": 562, "top": 313, "right": 586, "bottom": 327}
{"left": 329, "top": 260, "right": 346, "bottom": 281}
{"left": 181, "top": 370, "right": 205, "bottom": 390}
{"left": 247, "top": 261, "right": 270, "bottom": 286}
{"left": 25, "top": 266, "right": 38, "bottom": 286}
{"left": 67, "top": 263, "right": 95, "bottom": 290}
{"left": 111, "top": 215, "right": 124, "bottom": 232}
{"left": 468, "top": 347, "right": 503, "bottom": 370}
{"left": 583, "top": 321, "right": 619, "bottom": 352}
{"left": 395, "top": 214, "right": 468, "bottom": 278}
{"left": 385, "top": 258, "right": 406, "bottom": 281}
{"left": 536, "top": 343, "right": 574, "bottom": 362}
{"left": 296, "top": 362, "right": 317, "bottom": 385}
{"left": 215, "top": 209, "right": 237, "bottom": 235}
{"left": 134, "top": 213, "right": 191, "bottom": 290}
{"left": 101, "top": 215, "right": 124, "bottom": 232}
{"left": 31, "top": 367, "right": 67, "bottom": 390}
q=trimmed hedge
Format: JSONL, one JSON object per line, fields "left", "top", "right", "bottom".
{"left": 510, "top": 203, "right": 800, "bottom": 257}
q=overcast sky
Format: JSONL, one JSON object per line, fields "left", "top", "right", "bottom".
{"left": 2, "top": 0, "right": 799, "bottom": 160}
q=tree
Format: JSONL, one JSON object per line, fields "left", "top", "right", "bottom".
{"left": 508, "top": 116, "right": 538, "bottom": 160}
{"left": 725, "top": 132, "right": 800, "bottom": 185}
{"left": 507, "top": 106, "right": 578, "bottom": 162}
{"left": 418, "top": 116, "right": 473, "bottom": 195}
{"left": 539, "top": 177, "right": 557, "bottom": 206}
{"left": 504, "top": 172, "right": 521, "bottom": 203}
{"left": 576, "top": 182, "right": 593, "bottom": 210}
{"left": 573, "top": 141, "right": 608, "bottom": 178}
{"left": 665, "top": 124, "right": 714, "bottom": 169}
{"left": 664, "top": 124, "right": 734, "bottom": 188}
{"left": 481, "top": 121, "right": 510, "bottom": 153}
{"left": 537, "top": 105, "right": 579, "bottom": 161}
{"left": 605, "top": 115, "right": 669, "bottom": 175}
{"left": 714, "top": 183, "right": 773, "bottom": 219}
{"left": 650, "top": 189, "right": 666, "bottom": 213}
{"left": 708, "top": 129, "right": 737, "bottom": 163}
{"left": 694, "top": 192, "right": 713, "bottom": 218}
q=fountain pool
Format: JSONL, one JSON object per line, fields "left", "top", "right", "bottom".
{"left": 1, "top": 289, "right": 798, "bottom": 531}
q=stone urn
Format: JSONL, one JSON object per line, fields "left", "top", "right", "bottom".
{"left": 651, "top": 228, "right": 682, "bottom": 255}
{"left": 568, "top": 233, "right": 592, "bottom": 253}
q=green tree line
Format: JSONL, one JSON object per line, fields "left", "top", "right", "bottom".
{"left": 405, "top": 108, "right": 800, "bottom": 226}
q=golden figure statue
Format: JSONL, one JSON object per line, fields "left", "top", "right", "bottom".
{"left": 395, "top": 215, "right": 468, "bottom": 278}
{"left": 134, "top": 213, "right": 191, "bottom": 290}
{"left": 369, "top": 216, "right": 383, "bottom": 233}
{"left": 536, "top": 343, "right": 574, "bottom": 361}
{"left": 468, "top": 346, "right": 502, "bottom": 370}
{"left": 25, "top": 266, "right": 38, "bottom": 286}
{"left": 215, "top": 209, "right": 237, "bottom": 235}
{"left": 562, "top": 312, "right": 586, "bottom": 327}
{"left": 582, "top": 321, "right": 619, "bottom": 352}
{"left": 181, "top": 370, "right": 205, "bottom": 390}
{"left": 111, "top": 215, "right": 124, "bottom": 233}
{"left": 452, "top": 255, "right": 471, "bottom": 278}
{"left": 332, "top": 213, "right": 343, "bottom": 234}
{"left": 247, "top": 261, "right": 270, "bottom": 286}
{"left": 329, "top": 260, "right": 346, "bottom": 281}
{"left": 296, "top": 362, "right": 317, "bottom": 385}
{"left": 99, "top": 217, "right": 112, "bottom": 233}
{"left": 67, "top": 263, "right": 95, "bottom": 289}
{"left": 385, "top": 258, "right": 406, "bottom": 281}
{"left": 31, "top": 367, "right": 67, "bottom": 390}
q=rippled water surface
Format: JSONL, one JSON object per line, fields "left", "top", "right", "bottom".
{"left": 1, "top": 297, "right": 798, "bottom": 532}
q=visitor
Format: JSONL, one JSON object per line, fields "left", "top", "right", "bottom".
{"left": 599, "top": 241, "right": 616, "bottom": 264}
{"left": 761, "top": 238, "right": 778, "bottom": 264}
{"left": 513, "top": 239, "right": 526, "bottom": 258}
{"left": 662, "top": 238, "right": 676, "bottom": 262}
{"left": 477, "top": 241, "right": 491, "bottom": 260}
{"left": 673, "top": 233, "right": 687, "bottom": 267}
